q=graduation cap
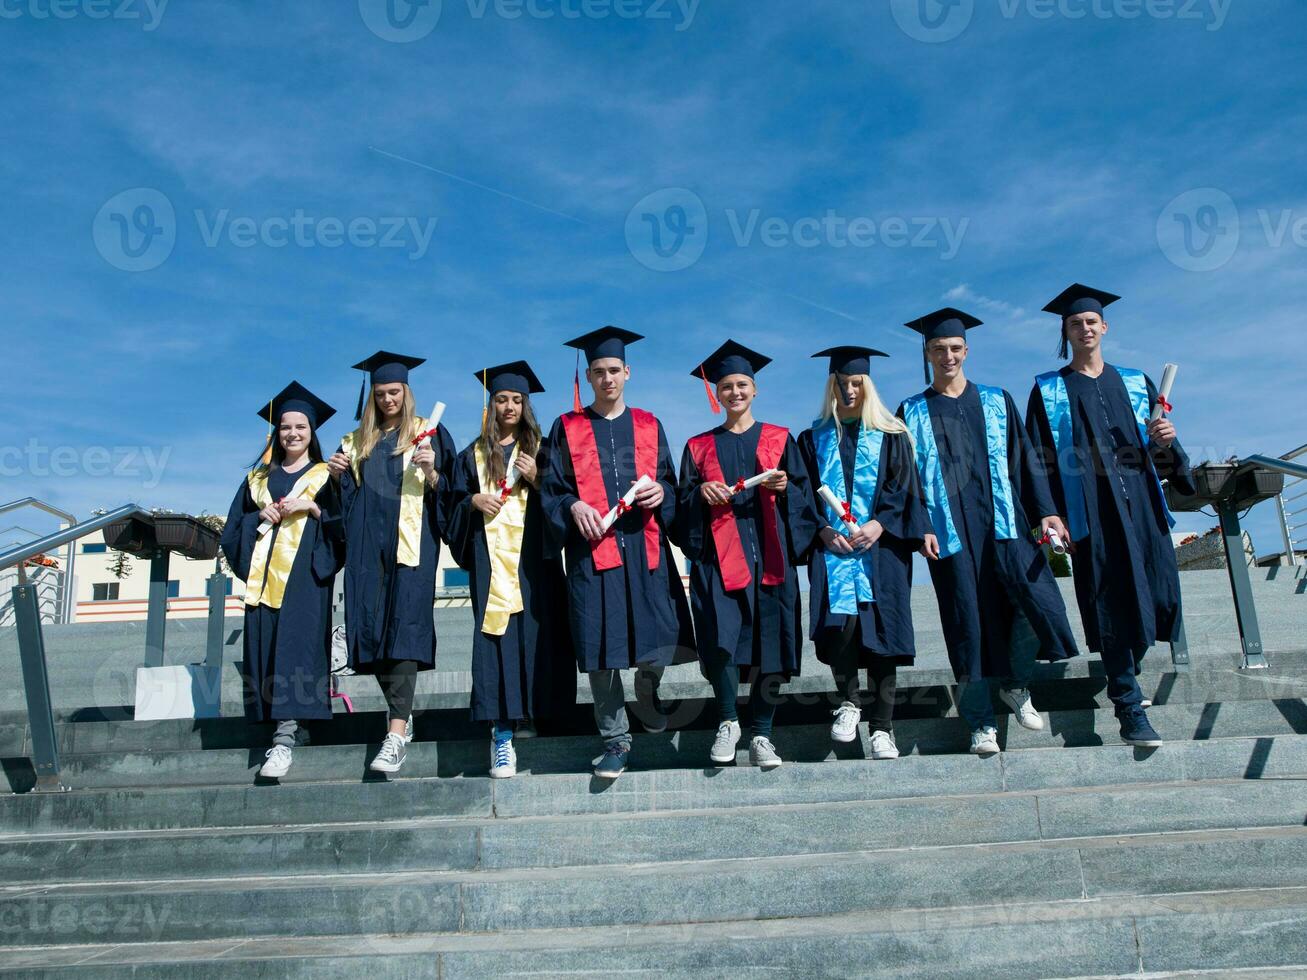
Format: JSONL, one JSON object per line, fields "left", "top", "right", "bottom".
{"left": 1043, "top": 283, "right": 1121, "bottom": 358}
{"left": 474, "top": 360, "right": 545, "bottom": 397}
{"left": 351, "top": 350, "right": 425, "bottom": 420}
{"left": 690, "top": 339, "right": 771, "bottom": 414}
{"left": 903, "top": 308, "right": 983, "bottom": 383}
{"left": 564, "top": 326, "right": 644, "bottom": 412}
{"left": 257, "top": 381, "right": 336, "bottom": 430}
{"left": 811, "top": 345, "right": 889, "bottom": 377}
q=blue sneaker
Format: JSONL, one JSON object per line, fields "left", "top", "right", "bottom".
{"left": 1119, "top": 705, "right": 1163, "bottom": 747}
{"left": 593, "top": 745, "right": 629, "bottom": 779}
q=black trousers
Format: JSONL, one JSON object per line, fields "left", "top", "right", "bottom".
{"left": 816, "top": 617, "right": 897, "bottom": 734}
{"left": 377, "top": 659, "right": 418, "bottom": 723}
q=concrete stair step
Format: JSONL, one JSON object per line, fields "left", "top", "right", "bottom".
{"left": 2, "top": 827, "right": 1305, "bottom": 947}
{"left": 5, "top": 674, "right": 1301, "bottom": 773}
{"left": 6, "top": 887, "right": 1307, "bottom": 978}
{"left": 2, "top": 777, "right": 1304, "bottom": 887}
{"left": 5, "top": 696, "right": 1306, "bottom": 794}
{"left": 4, "top": 731, "right": 1306, "bottom": 836}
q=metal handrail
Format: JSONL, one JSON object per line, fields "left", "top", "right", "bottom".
{"left": 1243, "top": 455, "right": 1307, "bottom": 482}
{"left": 0, "top": 504, "right": 146, "bottom": 573}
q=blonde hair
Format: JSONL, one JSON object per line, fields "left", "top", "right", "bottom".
{"left": 354, "top": 384, "right": 421, "bottom": 461}
{"left": 816, "top": 373, "right": 909, "bottom": 437}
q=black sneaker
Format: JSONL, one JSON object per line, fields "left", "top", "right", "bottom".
{"left": 593, "top": 745, "right": 629, "bottom": 779}
{"left": 1119, "top": 705, "right": 1163, "bottom": 747}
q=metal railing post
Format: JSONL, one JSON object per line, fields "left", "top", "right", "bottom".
{"left": 12, "top": 580, "right": 67, "bottom": 792}
{"left": 1169, "top": 615, "right": 1191, "bottom": 672}
{"left": 143, "top": 548, "right": 171, "bottom": 669}
{"left": 205, "top": 560, "right": 226, "bottom": 672}
{"left": 1217, "top": 498, "right": 1268, "bottom": 670}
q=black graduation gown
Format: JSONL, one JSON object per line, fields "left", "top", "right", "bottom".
{"left": 219, "top": 466, "right": 342, "bottom": 722}
{"left": 540, "top": 406, "right": 695, "bottom": 673}
{"left": 898, "top": 383, "right": 1079, "bottom": 682}
{"left": 1026, "top": 365, "right": 1194, "bottom": 654}
{"left": 797, "top": 420, "right": 930, "bottom": 666}
{"left": 675, "top": 423, "right": 819, "bottom": 679}
{"left": 445, "top": 438, "right": 576, "bottom": 722}
{"left": 337, "top": 425, "right": 456, "bottom": 672}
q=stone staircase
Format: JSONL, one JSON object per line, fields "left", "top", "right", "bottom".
{"left": 1, "top": 625, "right": 1306, "bottom": 978}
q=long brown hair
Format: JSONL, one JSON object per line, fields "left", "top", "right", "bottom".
{"left": 479, "top": 392, "right": 541, "bottom": 486}
{"left": 355, "top": 385, "right": 420, "bottom": 461}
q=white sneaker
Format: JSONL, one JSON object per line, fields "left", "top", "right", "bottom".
{"left": 749, "top": 736, "right": 782, "bottom": 770}
{"left": 260, "top": 744, "right": 293, "bottom": 778}
{"left": 969, "top": 727, "right": 1000, "bottom": 756}
{"left": 490, "top": 737, "right": 517, "bottom": 779}
{"left": 403, "top": 715, "right": 414, "bottom": 744}
{"left": 710, "top": 720, "right": 742, "bottom": 764}
{"left": 370, "top": 732, "right": 408, "bottom": 773}
{"left": 1141, "top": 698, "right": 1153, "bottom": 708}
{"left": 998, "top": 689, "right": 1045, "bottom": 731}
{"left": 830, "top": 701, "right": 861, "bottom": 743}
{"left": 869, "top": 729, "right": 900, "bottom": 760}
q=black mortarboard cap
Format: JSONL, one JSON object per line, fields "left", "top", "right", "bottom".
{"left": 1044, "top": 284, "right": 1120, "bottom": 357}
{"left": 811, "top": 345, "right": 889, "bottom": 377}
{"left": 257, "top": 381, "right": 335, "bottom": 430}
{"left": 692, "top": 339, "right": 772, "bottom": 384}
{"left": 351, "top": 350, "right": 425, "bottom": 419}
{"left": 904, "top": 308, "right": 983, "bottom": 383}
{"left": 475, "top": 360, "right": 545, "bottom": 396}
{"left": 564, "top": 325, "right": 644, "bottom": 364}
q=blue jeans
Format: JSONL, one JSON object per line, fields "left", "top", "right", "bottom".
{"left": 957, "top": 612, "right": 1038, "bottom": 731}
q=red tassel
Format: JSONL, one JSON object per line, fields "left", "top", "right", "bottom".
{"left": 572, "top": 350, "right": 584, "bottom": 413}
{"left": 700, "top": 367, "right": 721, "bottom": 414}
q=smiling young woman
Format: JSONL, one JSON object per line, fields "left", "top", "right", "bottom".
{"left": 219, "top": 382, "right": 343, "bottom": 780}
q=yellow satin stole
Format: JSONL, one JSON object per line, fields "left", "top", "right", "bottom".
{"left": 341, "top": 417, "right": 430, "bottom": 568}
{"left": 475, "top": 441, "right": 527, "bottom": 636}
{"left": 244, "top": 462, "right": 332, "bottom": 609}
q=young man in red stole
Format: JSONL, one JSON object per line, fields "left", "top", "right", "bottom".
{"left": 675, "top": 340, "right": 819, "bottom": 770}
{"left": 540, "top": 326, "right": 695, "bottom": 779}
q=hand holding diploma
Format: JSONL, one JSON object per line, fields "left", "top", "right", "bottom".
{"left": 817, "top": 485, "right": 860, "bottom": 535}
{"left": 257, "top": 469, "right": 322, "bottom": 536}
{"left": 1036, "top": 515, "right": 1071, "bottom": 556}
{"left": 1147, "top": 363, "right": 1178, "bottom": 448}
{"left": 326, "top": 450, "right": 351, "bottom": 478}
{"left": 412, "top": 402, "right": 447, "bottom": 450}
{"left": 600, "top": 474, "right": 655, "bottom": 533}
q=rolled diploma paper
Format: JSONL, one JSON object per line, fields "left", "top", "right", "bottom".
{"left": 256, "top": 470, "right": 319, "bottom": 537}
{"left": 600, "top": 474, "right": 654, "bottom": 533}
{"left": 499, "top": 465, "right": 521, "bottom": 499}
{"left": 417, "top": 402, "right": 448, "bottom": 448}
{"left": 1150, "top": 364, "right": 1178, "bottom": 422}
{"left": 1047, "top": 530, "right": 1067, "bottom": 556}
{"left": 817, "top": 484, "right": 859, "bottom": 535}
{"left": 732, "top": 468, "right": 781, "bottom": 494}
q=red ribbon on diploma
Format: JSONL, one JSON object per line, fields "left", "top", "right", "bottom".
{"left": 616, "top": 499, "right": 634, "bottom": 517}
{"left": 1156, "top": 394, "right": 1173, "bottom": 414}
{"left": 732, "top": 478, "right": 746, "bottom": 495}
{"left": 497, "top": 478, "right": 511, "bottom": 502}
{"left": 841, "top": 501, "right": 854, "bottom": 526}
{"left": 411, "top": 427, "right": 439, "bottom": 446}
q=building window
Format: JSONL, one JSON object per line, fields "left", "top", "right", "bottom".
{"left": 92, "top": 582, "right": 120, "bottom": 601}
{"left": 443, "top": 569, "right": 470, "bottom": 587}
{"left": 167, "top": 580, "right": 180, "bottom": 598}
{"left": 82, "top": 543, "right": 108, "bottom": 554}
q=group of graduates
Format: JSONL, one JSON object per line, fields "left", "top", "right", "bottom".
{"left": 219, "top": 282, "right": 1192, "bottom": 781}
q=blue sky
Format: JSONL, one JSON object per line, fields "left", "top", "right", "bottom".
{"left": 2, "top": 0, "right": 1304, "bottom": 555}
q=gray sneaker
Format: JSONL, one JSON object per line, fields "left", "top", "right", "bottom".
{"left": 749, "top": 736, "right": 782, "bottom": 770}
{"left": 370, "top": 732, "right": 408, "bottom": 773}
{"left": 403, "top": 715, "right": 415, "bottom": 744}
{"left": 710, "top": 719, "right": 742, "bottom": 764}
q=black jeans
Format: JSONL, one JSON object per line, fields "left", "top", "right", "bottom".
{"left": 377, "top": 659, "right": 419, "bottom": 724}
{"left": 817, "top": 617, "right": 897, "bottom": 734}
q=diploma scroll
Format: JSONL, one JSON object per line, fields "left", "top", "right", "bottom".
{"left": 498, "top": 466, "right": 521, "bottom": 501}
{"left": 1150, "top": 364, "right": 1178, "bottom": 422}
{"left": 730, "top": 469, "right": 781, "bottom": 495}
{"left": 817, "top": 484, "right": 860, "bottom": 535}
{"left": 1035, "top": 528, "right": 1068, "bottom": 556}
{"left": 413, "top": 402, "right": 448, "bottom": 449}
{"left": 256, "top": 470, "right": 320, "bottom": 537}
{"left": 600, "top": 474, "right": 655, "bottom": 533}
